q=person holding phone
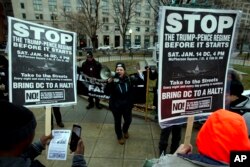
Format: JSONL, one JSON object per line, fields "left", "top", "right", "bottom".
{"left": 0, "top": 100, "right": 87, "bottom": 167}
{"left": 70, "top": 125, "right": 82, "bottom": 152}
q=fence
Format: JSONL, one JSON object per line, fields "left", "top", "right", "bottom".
{"left": 77, "top": 50, "right": 153, "bottom": 66}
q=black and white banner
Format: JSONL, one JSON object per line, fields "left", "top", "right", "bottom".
{"left": 77, "top": 71, "right": 147, "bottom": 104}
{"left": 8, "top": 17, "right": 77, "bottom": 107}
{"left": 77, "top": 73, "right": 110, "bottom": 99}
{"left": 158, "top": 7, "right": 241, "bottom": 128}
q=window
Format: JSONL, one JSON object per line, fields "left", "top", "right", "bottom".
{"left": 136, "top": 27, "right": 140, "bottom": 32}
{"left": 76, "top": 0, "right": 83, "bottom": 11}
{"left": 48, "top": 0, "right": 57, "bottom": 12}
{"left": 145, "top": 5, "right": 150, "bottom": 11}
{"left": 135, "top": 12, "right": 140, "bottom": 17}
{"left": 35, "top": 13, "right": 43, "bottom": 20}
{"left": 144, "top": 35, "right": 150, "bottom": 48}
{"left": 20, "top": 3, "right": 25, "bottom": 9}
{"left": 104, "top": 25, "right": 109, "bottom": 31}
{"left": 144, "top": 35, "right": 150, "bottom": 41}
{"left": 115, "top": 26, "right": 119, "bottom": 31}
{"left": 135, "top": 4, "right": 141, "bottom": 12}
{"left": 33, "top": 0, "right": 43, "bottom": 11}
{"left": 102, "top": 1, "right": 109, "bottom": 15}
{"left": 145, "top": 13, "right": 150, "bottom": 18}
{"left": 63, "top": 0, "right": 71, "bottom": 12}
{"left": 135, "top": 35, "right": 141, "bottom": 45}
{"left": 22, "top": 13, "right": 26, "bottom": 19}
{"left": 145, "top": 27, "right": 150, "bottom": 32}
{"left": 103, "top": 17, "right": 109, "bottom": 23}
{"left": 145, "top": 20, "right": 150, "bottom": 25}
{"left": 135, "top": 19, "right": 140, "bottom": 24}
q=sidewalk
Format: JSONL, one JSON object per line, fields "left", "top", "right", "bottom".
{"left": 30, "top": 96, "right": 199, "bottom": 167}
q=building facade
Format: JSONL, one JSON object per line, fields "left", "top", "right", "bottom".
{"left": 1, "top": 0, "right": 250, "bottom": 49}
{"left": 9, "top": 0, "right": 157, "bottom": 49}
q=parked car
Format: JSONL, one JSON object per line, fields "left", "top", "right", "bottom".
{"left": 114, "top": 46, "right": 124, "bottom": 50}
{"left": 82, "top": 46, "right": 93, "bottom": 52}
{"left": 97, "top": 45, "right": 112, "bottom": 50}
{"left": 147, "top": 46, "right": 156, "bottom": 51}
{"left": 129, "top": 45, "right": 141, "bottom": 50}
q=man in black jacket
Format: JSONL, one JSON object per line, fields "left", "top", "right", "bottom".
{"left": 81, "top": 51, "right": 102, "bottom": 109}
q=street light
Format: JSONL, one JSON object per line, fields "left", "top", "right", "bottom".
{"left": 51, "top": 9, "right": 57, "bottom": 27}
{"left": 129, "top": 29, "right": 132, "bottom": 57}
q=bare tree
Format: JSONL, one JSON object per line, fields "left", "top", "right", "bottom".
{"left": 111, "top": 0, "right": 138, "bottom": 52}
{"left": 62, "top": 0, "right": 101, "bottom": 50}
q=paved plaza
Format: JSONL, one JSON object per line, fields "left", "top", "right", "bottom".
{"left": 30, "top": 96, "right": 199, "bottom": 167}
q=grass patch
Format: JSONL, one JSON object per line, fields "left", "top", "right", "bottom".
{"left": 233, "top": 64, "right": 250, "bottom": 89}
{"left": 101, "top": 61, "right": 250, "bottom": 107}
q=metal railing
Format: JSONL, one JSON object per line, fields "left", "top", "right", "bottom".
{"left": 77, "top": 49, "right": 153, "bottom": 65}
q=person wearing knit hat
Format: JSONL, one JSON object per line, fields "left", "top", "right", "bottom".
{"left": 115, "top": 62, "right": 126, "bottom": 71}
{"left": 225, "top": 79, "right": 250, "bottom": 115}
{"left": 107, "top": 62, "right": 144, "bottom": 145}
{"left": 81, "top": 51, "right": 103, "bottom": 109}
{"left": 0, "top": 100, "right": 87, "bottom": 167}
{"left": 144, "top": 109, "right": 250, "bottom": 167}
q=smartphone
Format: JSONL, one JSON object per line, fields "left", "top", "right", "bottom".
{"left": 69, "top": 124, "right": 82, "bottom": 152}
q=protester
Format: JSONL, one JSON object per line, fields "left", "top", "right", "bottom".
{"left": 106, "top": 62, "right": 143, "bottom": 145}
{"left": 158, "top": 125, "right": 182, "bottom": 155}
{"left": 144, "top": 109, "right": 250, "bottom": 167}
{"left": 225, "top": 69, "right": 250, "bottom": 115}
{"left": 0, "top": 100, "right": 87, "bottom": 167}
{"left": 227, "top": 68, "right": 242, "bottom": 81}
{"left": 148, "top": 66, "right": 183, "bottom": 155}
{"left": 81, "top": 51, "right": 102, "bottom": 109}
{"left": 148, "top": 66, "right": 158, "bottom": 120}
{"left": 0, "top": 55, "right": 8, "bottom": 101}
{"left": 51, "top": 107, "right": 64, "bottom": 128}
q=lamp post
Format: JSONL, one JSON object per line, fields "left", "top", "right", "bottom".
{"left": 51, "top": 9, "right": 57, "bottom": 27}
{"left": 129, "top": 29, "right": 132, "bottom": 57}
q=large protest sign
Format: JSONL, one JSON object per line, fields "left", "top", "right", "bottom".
{"left": 8, "top": 17, "right": 77, "bottom": 107}
{"left": 158, "top": 7, "right": 241, "bottom": 128}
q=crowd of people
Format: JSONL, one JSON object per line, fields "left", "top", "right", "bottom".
{"left": 1, "top": 51, "right": 250, "bottom": 167}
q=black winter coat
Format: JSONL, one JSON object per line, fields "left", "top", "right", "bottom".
{"left": 107, "top": 75, "right": 135, "bottom": 111}
{"left": 81, "top": 59, "right": 102, "bottom": 79}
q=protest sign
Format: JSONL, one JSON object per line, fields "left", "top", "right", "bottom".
{"left": 158, "top": 6, "right": 241, "bottom": 128}
{"left": 8, "top": 17, "right": 77, "bottom": 107}
{"left": 77, "top": 72, "right": 110, "bottom": 99}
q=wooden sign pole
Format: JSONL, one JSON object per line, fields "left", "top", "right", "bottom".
{"left": 184, "top": 116, "right": 194, "bottom": 146}
{"left": 45, "top": 106, "right": 52, "bottom": 136}
{"left": 145, "top": 68, "right": 150, "bottom": 121}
